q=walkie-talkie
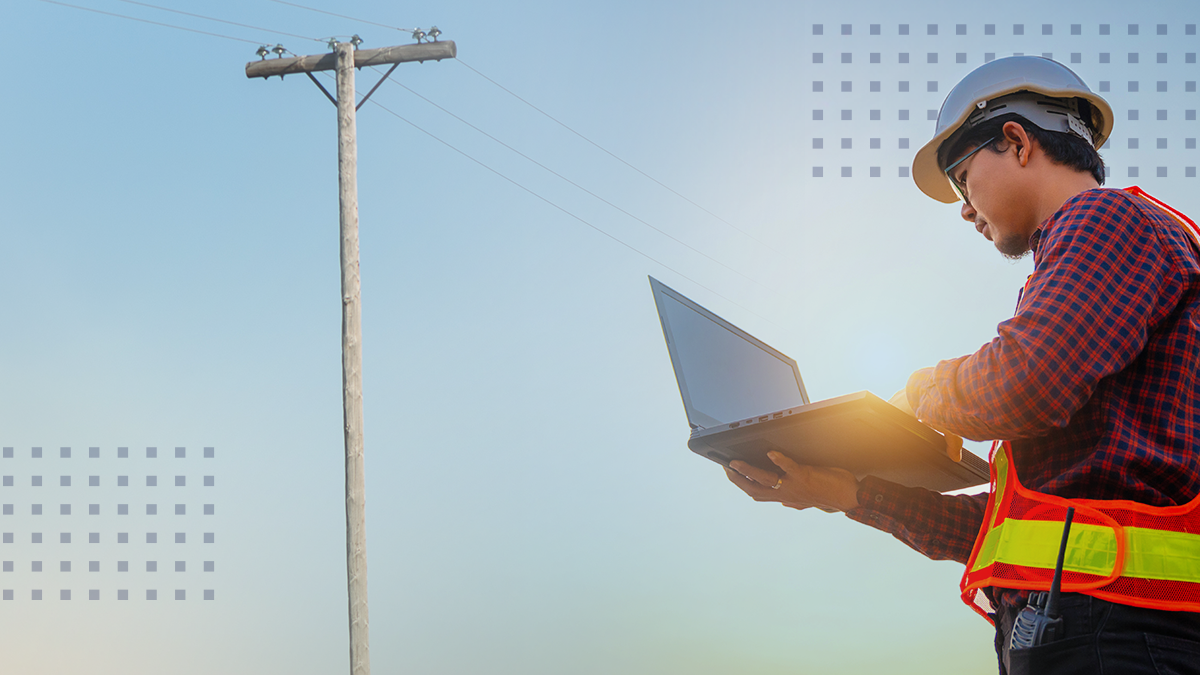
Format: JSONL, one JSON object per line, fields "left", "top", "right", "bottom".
{"left": 1009, "top": 506, "right": 1075, "bottom": 650}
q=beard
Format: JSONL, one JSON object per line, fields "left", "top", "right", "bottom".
{"left": 995, "top": 231, "right": 1032, "bottom": 260}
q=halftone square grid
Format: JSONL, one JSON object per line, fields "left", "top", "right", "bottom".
{"left": 803, "top": 21, "right": 1198, "bottom": 180}
{"left": 0, "top": 445, "right": 217, "bottom": 602}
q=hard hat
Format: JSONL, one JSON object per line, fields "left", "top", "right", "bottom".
{"left": 912, "top": 55, "right": 1113, "bottom": 203}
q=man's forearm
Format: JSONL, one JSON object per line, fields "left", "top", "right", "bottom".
{"left": 846, "top": 476, "right": 987, "bottom": 565}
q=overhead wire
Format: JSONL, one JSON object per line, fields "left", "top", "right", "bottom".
{"left": 40, "top": 0, "right": 778, "bottom": 325}
{"left": 454, "top": 59, "right": 770, "bottom": 248}
{"left": 375, "top": 70, "right": 767, "bottom": 290}
{"left": 314, "top": 70, "right": 778, "bottom": 328}
{"left": 263, "top": 0, "right": 410, "bottom": 31}
{"left": 258, "top": 0, "right": 765, "bottom": 249}
{"left": 370, "top": 97, "right": 778, "bottom": 329}
{"left": 38, "top": 0, "right": 267, "bottom": 45}
{"left": 112, "top": 0, "right": 324, "bottom": 43}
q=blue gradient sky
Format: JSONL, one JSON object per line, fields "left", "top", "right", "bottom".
{"left": 1, "top": 0, "right": 1198, "bottom": 673}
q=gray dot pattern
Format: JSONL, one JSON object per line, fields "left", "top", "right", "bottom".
{"left": 804, "top": 23, "right": 1198, "bottom": 180}
{"left": 0, "top": 446, "right": 217, "bottom": 601}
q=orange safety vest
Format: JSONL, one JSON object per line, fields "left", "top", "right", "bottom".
{"left": 959, "top": 187, "right": 1200, "bottom": 623}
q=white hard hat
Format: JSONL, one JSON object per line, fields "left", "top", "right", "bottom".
{"left": 912, "top": 55, "right": 1113, "bottom": 203}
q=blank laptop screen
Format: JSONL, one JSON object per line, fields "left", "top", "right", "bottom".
{"left": 659, "top": 292, "right": 807, "bottom": 426}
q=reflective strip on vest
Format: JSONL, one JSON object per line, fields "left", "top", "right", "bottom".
{"left": 970, "top": 519, "right": 1118, "bottom": 576}
{"left": 971, "top": 519, "right": 1200, "bottom": 583}
{"left": 1124, "top": 528, "right": 1200, "bottom": 582}
{"left": 988, "top": 447, "right": 1008, "bottom": 531}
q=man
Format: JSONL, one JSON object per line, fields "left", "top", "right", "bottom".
{"left": 725, "top": 56, "right": 1200, "bottom": 674}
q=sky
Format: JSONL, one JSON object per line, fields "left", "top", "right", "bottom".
{"left": 1, "top": 0, "right": 1198, "bottom": 673}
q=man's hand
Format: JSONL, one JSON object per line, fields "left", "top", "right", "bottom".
{"left": 890, "top": 368, "right": 964, "bottom": 463}
{"left": 726, "top": 451, "right": 860, "bottom": 513}
{"left": 887, "top": 388, "right": 916, "bottom": 416}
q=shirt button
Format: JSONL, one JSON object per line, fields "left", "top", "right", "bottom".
{"left": 875, "top": 494, "right": 884, "bottom": 503}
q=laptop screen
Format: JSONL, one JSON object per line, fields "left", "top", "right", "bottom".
{"left": 653, "top": 279, "right": 808, "bottom": 428}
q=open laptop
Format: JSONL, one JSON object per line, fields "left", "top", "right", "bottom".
{"left": 650, "top": 276, "right": 988, "bottom": 493}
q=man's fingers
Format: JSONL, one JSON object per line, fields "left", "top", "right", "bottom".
{"left": 944, "top": 432, "right": 964, "bottom": 462}
{"left": 728, "top": 460, "right": 780, "bottom": 488}
{"left": 725, "top": 467, "right": 770, "bottom": 496}
{"left": 765, "top": 451, "right": 802, "bottom": 475}
{"left": 891, "top": 368, "right": 964, "bottom": 463}
{"left": 725, "top": 468, "right": 788, "bottom": 503}
{"left": 888, "top": 389, "right": 916, "bottom": 416}
{"left": 724, "top": 466, "right": 753, "bottom": 488}
{"left": 726, "top": 463, "right": 856, "bottom": 512}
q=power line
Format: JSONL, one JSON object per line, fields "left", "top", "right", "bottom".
{"left": 378, "top": 72, "right": 767, "bottom": 290}
{"left": 38, "top": 0, "right": 266, "bottom": 45}
{"left": 30, "top": 1, "right": 782, "bottom": 334}
{"left": 254, "top": 0, "right": 763, "bottom": 249}
{"left": 318, "top": 73, "right": 769, "bottom": 324}
{"left": 455, "top": 59, "right": 769, "bottom": 248}
{"left": 39, "top": 0, "right": 770, "bottom": 320}
{"left": 263, "top": 0, "right": 409, "bottom": 31}
{"left": 112, "top": 0, "right": 324, "bottom": 43}
{"left": 351, "top": 83, "right": 778, "bottom": 329}
{"left": 38, "top": 0, "right": 778, "bottom": 330}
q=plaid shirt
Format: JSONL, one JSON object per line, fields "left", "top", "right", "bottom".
{"left": 846, "top": 188, "right": 1200, "bottom": 582}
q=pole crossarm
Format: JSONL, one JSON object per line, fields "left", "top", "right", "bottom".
{"left": 245, "top": 41, "right": 456, "bottom": 79}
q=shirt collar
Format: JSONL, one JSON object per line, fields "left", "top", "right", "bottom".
{"left": 1029, "top": 228, "right": 1044, "bottom": 253}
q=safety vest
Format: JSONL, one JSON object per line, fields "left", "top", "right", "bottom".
{"left": 959, "top": 187, "right": 1200, "bottom": 623}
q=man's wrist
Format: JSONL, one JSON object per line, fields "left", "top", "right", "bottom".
{"left": 834, "top": 476, "right": 863, "bottom": 513}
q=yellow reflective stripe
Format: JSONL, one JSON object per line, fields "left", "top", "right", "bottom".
{"left": 1124, "top": 527, "right": 1200, "bottom": 582}
{"left": 971, "top": 520, "right": 1118, "bottom": 576}
{"left": 970, "top": 446, "right": 1007, "bottom": 573}
{"left": 989, "top": 448, "right": 1008, "bottom": 531}
{"left": 971, "top": 520, "right": 1200, "bottom": 584}
{"left": 977, "top": 446, "right": 1200, "bottom": 586}
{"left": 971, "top": 523, "right": 1004, "bottom": 573}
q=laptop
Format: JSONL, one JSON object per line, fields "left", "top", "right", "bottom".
{"left": 650, "top": 276, "right": 989, "bottom": 493}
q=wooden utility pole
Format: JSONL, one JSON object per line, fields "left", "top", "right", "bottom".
{"left": 246, "top": 38, "right": 457, "bottom": 675}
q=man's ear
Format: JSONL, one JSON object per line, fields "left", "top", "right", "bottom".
{"left": 1002, "top": 121, "right": 1033, "bottom": 167}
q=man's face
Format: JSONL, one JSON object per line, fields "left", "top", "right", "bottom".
{"left": 950, "top": 130, "right": 1041, "bottom": 259}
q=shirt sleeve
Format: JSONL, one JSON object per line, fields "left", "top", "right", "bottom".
{"left": 845, "top": 476, "right": 988, "bottom": 564}
{"left": 910, "top": 192, "right": 1182, "bottom": 441}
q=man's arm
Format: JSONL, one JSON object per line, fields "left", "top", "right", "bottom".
{"left": 846, "top": 477, "right": 987, "bottom": 564}
{"left": 910, "top": 191, "right": 1183, "bottom": 441}
{"left": 725, "top": 453, "right": 987, "bottom": 564}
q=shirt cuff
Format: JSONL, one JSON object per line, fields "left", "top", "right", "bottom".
{"left": 847, "top": 475, "right": 905, "bottom": 517}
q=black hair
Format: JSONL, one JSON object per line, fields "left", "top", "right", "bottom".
{"left": 942, "top": 111, "right": 1106, "bottom": 186}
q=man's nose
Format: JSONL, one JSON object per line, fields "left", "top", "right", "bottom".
{"left": 961, "top": 201, "right": 976, "bottom": 223}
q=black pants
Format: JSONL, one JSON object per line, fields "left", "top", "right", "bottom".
{"left": 994, "top": 593, "right": 1200, "bottom": 674}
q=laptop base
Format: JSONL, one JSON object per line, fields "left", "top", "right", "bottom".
{"left": 688, "top": 391, "right": 989, "bottom": 493}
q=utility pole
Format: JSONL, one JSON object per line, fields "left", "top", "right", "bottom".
{"left": 246, "top": 38, "right": 457, "bottom": 675}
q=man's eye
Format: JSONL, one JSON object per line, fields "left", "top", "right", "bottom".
{"left": 957, "top": 171, "right": 967, "bottom": 185}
